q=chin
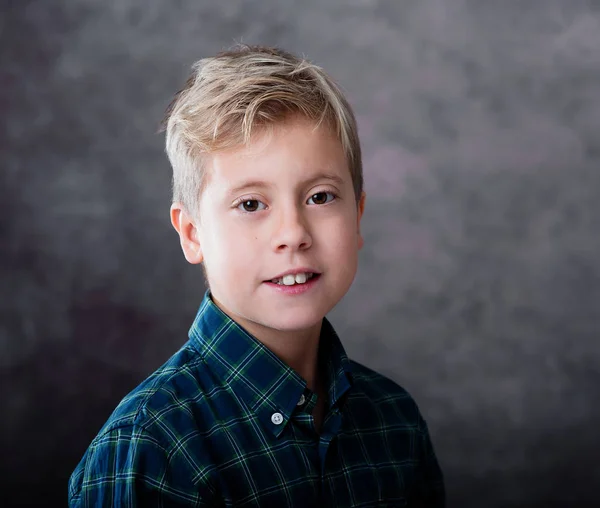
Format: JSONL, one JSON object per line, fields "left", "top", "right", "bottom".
{"left": 258, "top": 308, "right": 326, "bottom": 332}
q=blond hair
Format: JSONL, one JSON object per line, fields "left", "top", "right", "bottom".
{"left": 161, "top": 44, "right": 363, "bottom": 217}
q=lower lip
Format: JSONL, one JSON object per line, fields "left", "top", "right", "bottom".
{"left": 263, "top": 274, "right": 321, "bottom": 295}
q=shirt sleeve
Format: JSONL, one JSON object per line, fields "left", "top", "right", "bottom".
{"left": 68, "top": 424, "right": 211, "bottom": 507}
{"left": 412, "top": 415, "right": 446, "bottom": 508}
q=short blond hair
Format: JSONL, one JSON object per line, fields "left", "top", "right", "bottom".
{"left": 161, "top": 45, "right": 363, "bottom": 217}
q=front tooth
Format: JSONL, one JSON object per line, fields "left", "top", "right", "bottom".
{"left": 294, "top": 273, "right": 307, "bottom": 284}
{"left": 282, "top": 274, "right": 296, "bottom": 286}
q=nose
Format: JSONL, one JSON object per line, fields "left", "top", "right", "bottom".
{"left": 270, "top": 204, "right": 312, "bottom": 252}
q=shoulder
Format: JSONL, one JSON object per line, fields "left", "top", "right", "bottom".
{"left": 91, "top": 342, "right": 215, "bottom": 446}
{"left": 349, "top": 359, "right": 414, "bottom": 401}
{"left": 348, "top": 359, "right": 423, "bottom": 428}
{"left": 69, "top": 344, "right": 219, "bottom": 505}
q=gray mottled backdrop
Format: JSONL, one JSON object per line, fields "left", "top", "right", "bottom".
{"left": 2, "top": 1, "right": 599, "bottom": 506}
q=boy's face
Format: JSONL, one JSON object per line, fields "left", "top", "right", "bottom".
{"left": 172, "top": 115, "right": 366, "bottom": 337}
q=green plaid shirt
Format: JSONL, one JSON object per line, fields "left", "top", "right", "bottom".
{"left": 69, "top": 291, "right": 445, "bottom": 507}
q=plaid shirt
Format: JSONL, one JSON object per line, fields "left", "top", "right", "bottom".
{"left": 69, "top": 291, "right": 445, "bottom": 507}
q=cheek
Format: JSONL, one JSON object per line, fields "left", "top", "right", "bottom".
{"left": 320, "top": 217, "right": 360, "bottom": 255}
{"left": 208, "top": 220, "right": 259, "bottom": 272}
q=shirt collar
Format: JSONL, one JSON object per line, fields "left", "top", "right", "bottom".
{"left": 188, "top": 290, "right": 354, "bottom": 438}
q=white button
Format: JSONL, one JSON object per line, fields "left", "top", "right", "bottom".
{"left": 271, "top": 412, "right": 284, "bottom": 425}
{"left": 297, "top": 394, "right": 306, "bottom": 406}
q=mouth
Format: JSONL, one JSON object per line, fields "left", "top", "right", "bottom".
{"left": 264, "top": 272, "right": 321, "bottom": 287}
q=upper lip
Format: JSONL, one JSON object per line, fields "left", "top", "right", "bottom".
{"left": 266, "top": 268, "right": 321, "bottom": 281}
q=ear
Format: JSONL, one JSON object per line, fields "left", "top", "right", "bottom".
{"left": 357, "top": 191, "right": 366, "bottom": 250}
{"left": 170, "top": 203, "right": 203, "bottom": 264}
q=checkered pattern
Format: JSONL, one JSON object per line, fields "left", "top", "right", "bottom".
{"left": 69, "top": 291, "right": 445, "bottom": 507}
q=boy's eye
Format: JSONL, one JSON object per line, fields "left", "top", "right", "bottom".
{"left": 307, "top": 192, "right": 335, "bottom": 205}
{"left": 237, "top": 199, "right": 266, "bottom": 212}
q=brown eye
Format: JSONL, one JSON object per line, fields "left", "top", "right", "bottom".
{"left": 237, "top": 199, "right": 266, "bottom": 213}
{"left": 243, "top": 200, "right": 258, "bottom": 212}
{"left": 308, "top": 192, "right": 334, "bottom": 205}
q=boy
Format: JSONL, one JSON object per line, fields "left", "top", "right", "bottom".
{"left": 69, "top": 45, "right": 445, "bottom": 507}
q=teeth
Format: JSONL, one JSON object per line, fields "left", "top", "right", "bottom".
{"left": 294, "top": 273, "right": 307, "bottom": 284}
{"left": 272, "top": 273, "right": 315, "bottom": 285}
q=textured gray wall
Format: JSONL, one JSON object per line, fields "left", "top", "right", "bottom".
{"left": 2, "top": 1, "right": 600, "bottom": 506}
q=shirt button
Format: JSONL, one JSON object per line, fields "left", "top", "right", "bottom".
{"left": 271, "top": 412, "right": 284, "bottom": 425}
{"left": 297, "top": 394, "right": 306, "bottom": 406}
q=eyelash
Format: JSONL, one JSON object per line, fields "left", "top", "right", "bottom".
{"left": 233, "top": 191, "right": 338, "bottom": 214}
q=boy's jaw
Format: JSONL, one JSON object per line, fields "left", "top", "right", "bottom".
{"left": 210, "top": 269, "right": 332, "bottom": 336}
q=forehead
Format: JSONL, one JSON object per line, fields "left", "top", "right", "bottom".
{"left": 205, "top": 117, "right": 349, "bottom": 188}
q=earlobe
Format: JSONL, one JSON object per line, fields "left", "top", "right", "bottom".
{"left": 170, "top": 203, "right": 204, "bottom": 265}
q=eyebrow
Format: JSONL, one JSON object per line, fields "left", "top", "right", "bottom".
{"left": 227, "top": 173, "right": 346, "bottom": 196}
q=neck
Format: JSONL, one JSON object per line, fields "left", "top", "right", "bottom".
{"left": 213, "top": 299, "right": 323, "bottom": 390}
{"left": 257, "top": 322, "right": 323, "bottom": 390}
